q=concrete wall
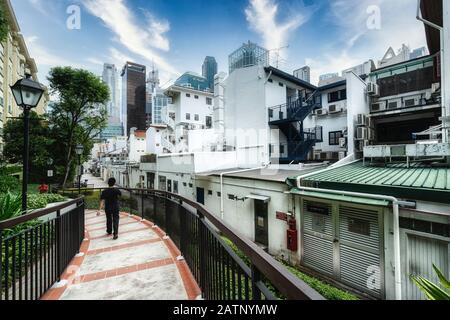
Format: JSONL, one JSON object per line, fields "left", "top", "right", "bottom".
{"left": 346, "top": 71, "right": 369, "bottom": 156}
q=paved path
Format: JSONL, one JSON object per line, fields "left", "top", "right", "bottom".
{"left": 81, "top": 173, "right": 109, "bottom": 188}
{"left": 42, "top": 210, "right": 201, "bottom": 300}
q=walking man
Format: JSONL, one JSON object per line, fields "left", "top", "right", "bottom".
{"left": 97, "top": 178, "right": 122, "bottom": 240}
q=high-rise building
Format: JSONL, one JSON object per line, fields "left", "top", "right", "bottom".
{"left": 121, "top": 62, "right": 146, "bottom": 137}
{"left": 202, "top": 56, "right": 217, "bottom": 92}
{"left": 102, "top": 63, "right": 121, "bottom": 124}
{"left": 293, "top": 66, "right": 311, "bottom": 83}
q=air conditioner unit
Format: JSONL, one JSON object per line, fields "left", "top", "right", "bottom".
{"left": 371, "top": 101, "right": 386, "bottom": 112}
{"left": 387, "top": 99, "right": 401, "bottom": 110}
{"left": 338, "top": 151, "right": 347, "bottom": 160}
{"left": 356, "top": 114, "right": 368, "bottom": 126}
{"left": 431, "top": 83, "right": 440, "bottom": 94}
{"left": 367, "top": 82, "right": 380, "bottom": 96}
{"left": 314, "top": 108, "right": 328, "bottom": 116}
{"left": 339, "top": 137, "right": 347, "bottom": 148}
{"left": 356, "top": 127, "right": 368, "bottom": 140}
{"left": 314, "top": 153, "right": 321, "bottom": 161}
{"left": 356, "top": 140, "right": 370, "bottom": 152}
{"left": 404, "top": 96, "right": 421, "bottom": 108}
{"left": 328, "top": 104, "right": 342, "bottom": 114}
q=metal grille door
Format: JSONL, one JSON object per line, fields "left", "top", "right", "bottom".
{"left": 338, "top": 206, "right": 383, "bottom": 297}
{"left": 302, "top": 200, "right": 334, "bottom": 275}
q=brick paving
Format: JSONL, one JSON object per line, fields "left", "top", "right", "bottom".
{"left": 41, "top": 210, "right": 201, "bottom": 300}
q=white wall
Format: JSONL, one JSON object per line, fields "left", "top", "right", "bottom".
{"left": 129, "top": 134, "right": 147, "bottom": 162}
{"left": 146, "top": 127, "right": 164, "bottom": 155}
{"left": 346, "top": 71, "right": 369, "bottom": 155}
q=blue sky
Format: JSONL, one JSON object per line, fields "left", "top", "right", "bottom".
{"left": 11, "top": 0, "right": 427, "bottom": 87}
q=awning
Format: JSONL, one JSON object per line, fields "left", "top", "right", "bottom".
{"left": 246, "top": 194, "right": 271, "bottom": 203}
{"left": 290, "top": 189, "right": 390, "bottom": 207}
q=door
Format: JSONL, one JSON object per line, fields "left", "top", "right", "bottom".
{"left": 402, "top": 233, "right": 449, "bottom": 300}
{"left": 196, "top": 187, "right": 205, "bottom": 205}
{"left": 301, "top": 198, "right": 384, "bottom": 298}
{"left": 159, "top": 176, "right": 167, "bottom": 191}
{"left": 167, "top": 180, "right": 172, "bottom": 193}
{"left": 254, "top": 200, "right": 269, "bottom": 248}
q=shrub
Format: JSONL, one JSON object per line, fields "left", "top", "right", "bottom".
{"left": 0, "top": 192, "right": 23, "bottom": 222}
{"left": 0, "top": 175, "right": 20, "bottom": 193}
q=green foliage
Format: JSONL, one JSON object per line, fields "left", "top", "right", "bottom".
{"left": 2, "top": 111, "right": 54, "bottom": 183}
{"left": 0, "top": 0, "right": 9, "bottom": 43}
{"left": 280, "top": 261, "right": 359, "bottom": 300}
{"left": 26, "top": 193, "right": 67, "bottom": 210}
{"left": 411, "top": 265, "right": 450, "bottom": 300}
{"left": 0, "top": 192, "right": 23, "bottom": 221}
{"left": 47, "top": 67, "right": 110, "bottom": 186}
{"left": 0, "top": 174, "right": 20, "bottom": 193}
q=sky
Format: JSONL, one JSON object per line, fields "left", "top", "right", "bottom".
{"left": 10, "top": 0, "right": 427, "bottom": 87}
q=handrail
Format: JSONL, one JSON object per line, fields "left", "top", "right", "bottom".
{"left": 61, "top": 187, "right": 324, "bottom": 300}
{"left": 0, "top": 198, "right": 83, "bottom": 230}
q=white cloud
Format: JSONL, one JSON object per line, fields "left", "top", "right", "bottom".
{"left": 305, "top": 0, "right": 427, "bottom": 85}
{"left": 83, "top": 0, "right": 178, "bottom": 77}
{"left": 26, "top": 36, "right": 79, "bottom": 67}
{"left": 245, "top": 0, "right": 312, "bottom": 51}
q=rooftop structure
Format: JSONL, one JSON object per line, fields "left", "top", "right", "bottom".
{"left": 174, "top": 72, "right": 210, "bottom": 92}
{"left": 228, "top": 41, "right": 269, "bottom": 74}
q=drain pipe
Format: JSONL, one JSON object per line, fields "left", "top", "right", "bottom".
{"left": 295, "top": 172, "right": 405, "bottom": 300}
{"left": 220, "top": 164, "right": 270, "bottom": 220}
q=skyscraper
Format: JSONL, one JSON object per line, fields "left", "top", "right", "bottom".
{"left": 293, "top": 66, "right": 311, "bottom": 83}
{"left": 102, "top": 63, "right": 121, "bottom": 124}
{"left": 121, "top": 62, "right": 147, "bottom": 137}
{"left": 202, "top": 56, "right": 218, "bottom": 92}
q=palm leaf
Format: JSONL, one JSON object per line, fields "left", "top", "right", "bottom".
{"left": 433, "top": 264, "right": 450, "bottom": 291}
{"left": 411, "top": 275, "right": 450, "bottom": 300}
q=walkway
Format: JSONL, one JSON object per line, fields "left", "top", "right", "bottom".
{"left": 42, "top": 210, "right": 201, "bottom": 300}
{"left": 81, "top": 173, "right": 109, "bottom": 188}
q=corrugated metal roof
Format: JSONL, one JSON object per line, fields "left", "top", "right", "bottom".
{"left": 300, "top": 161, "right": 450, "bottom": 204}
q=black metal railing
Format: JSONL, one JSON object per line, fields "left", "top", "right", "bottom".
{"left": 62, "top": 188, "right": 324, "bottom": 300}
{"left": 0, "top": 198, "right": 85, "bottom": 300}
{"left": 268, "top": 98, "right": 320, "bottom": 123}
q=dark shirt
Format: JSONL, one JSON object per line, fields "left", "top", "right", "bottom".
{"left": 101, "top": 188, "right": 122, "bottom": 213}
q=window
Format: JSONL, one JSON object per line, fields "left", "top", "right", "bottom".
{"left": 183, "top": 182, "right": 187, "bottom": 187}
{"left": 329, "top": 131, "right": 343, "bottom": 146}
{"left": 194, "top": 114, "right": 199, "bottom": 121}
{"left": 228, "top": 194, "right": 235, "bottom": 200}
{"left": 268, "top": 79, "right": 273, "bottom": 83}
{"left": 194, "top": 95, "right": 199, "bottom": 99}
{"left": 312, "top": 215, "right": 326, "bottom": 233}
{"left": 173, "top": 181, "right": 178, "bottom": 194}
{"left": 206, "top": 97, "right": 212, "bottom": 105}
{"left": 280, "top": 144, "right": 285, "bottom": 154}
{"left": 208, "top": 190, "right": 213, "bottom": 196}
{"left": 186, "top": 113, "right": 191, "bottom": 120}
{"left": 186, "top": 93, "right": 191, "bottom": 98}
{"left": 189, "top": 183, "right": 193, "bottom": 188}
{"left": 206, "top": 116, "right": 212, "bottom": 128}
{"left": 268, "top": 109, "right": 273, "bottom": 118}
{"left": 328, "top": 89, "right": 346, "bottom": 103}
{"left": 217, "top": 192, "right": 221, "bottom": 197}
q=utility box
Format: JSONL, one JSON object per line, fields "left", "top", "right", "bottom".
{"left": 287, "top": 229, "right": 298, "bottom": 252}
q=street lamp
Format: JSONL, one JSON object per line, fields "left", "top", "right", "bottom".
{"left": 75, "top": 144, "right": 84, "bottom": 195}
{"left": 10, "top": 74, "right": 45, "bottom": 212}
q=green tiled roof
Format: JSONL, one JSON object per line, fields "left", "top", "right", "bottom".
{"left": 300, "top": 161, "right": 450, "bottom": 204}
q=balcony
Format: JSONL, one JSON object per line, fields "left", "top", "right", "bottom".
{"left": 268, "top": 98, "right": 318, "bottom": 126}
{"left": 0, "top": 189, "right": 324, "bottom": 301}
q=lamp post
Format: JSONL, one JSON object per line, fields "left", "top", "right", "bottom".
{"left": 10, "top": 74, "right": 45, "bottom": 212}
{"left": 75, "top": 144, "right": 84, "bottom": 195}
{"left": 47, "top": 158, "right": 54, "bottom": 193}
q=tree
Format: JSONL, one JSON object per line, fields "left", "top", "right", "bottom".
{"left": 47, "top": 67, "right": 109, "bottom": 187}
{"left": 2, "top": 111, "right": 54, "bottom": 183}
